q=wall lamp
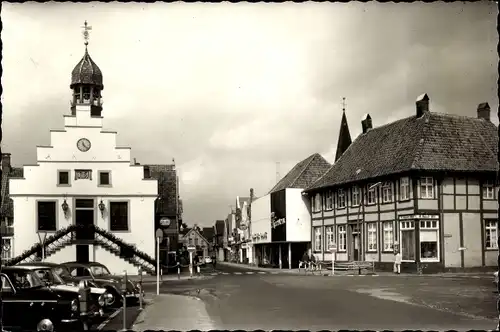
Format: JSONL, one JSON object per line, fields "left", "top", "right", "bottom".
{"left": 61, "top": 199, "right": 69, "bottom": 218}
{"left": 98, "top": 200, "right": 106, "bottom": 217}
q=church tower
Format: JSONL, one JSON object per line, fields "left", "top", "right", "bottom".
{"left": 334, "top": 97, "right": 352, "bottom": 162}
{"left": 70, "top": 21, "right": 104, "bottom": 117}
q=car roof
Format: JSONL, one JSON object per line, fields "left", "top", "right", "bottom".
{"left": 17, "top": 262, "right": 62, "bottom": 268}
{"left": 10, "top": 265, "right": 52, "bottom": 271}
{"left": 2, "top": 266, "right": 36, "bottom": 272}
{"left": 62, "top": 261, "right": 106, "bottom": 268}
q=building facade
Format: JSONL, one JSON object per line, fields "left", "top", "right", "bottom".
{"left": 179, "top": 226, "right": 210, "bottom": 258}
{"left": 8, "top": 38, "right": 159, "bottom": 274}
{"left": 250, "top": 153, "right": 331, "bottom": 269}
{"left": 305, "top": 95, "right": 498, "bottom": 272}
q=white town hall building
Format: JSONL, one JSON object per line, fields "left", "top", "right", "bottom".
{"left": 8, "top": 22, "right": 158, "bottom": 275}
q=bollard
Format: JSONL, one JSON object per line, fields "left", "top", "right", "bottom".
{"left": 197, "top": 264, "right": 200, "bottom": 274}
{"left": 121, "top": 271, "right": 127, "bottom": 332}
{"left": 138, "top": 267, "right": 143, "bottom": 311}
{"left": 78, "top": 280, "right": 90, "bottom": 331}
{"left": 177, "top": 262, "right": 180, "bottom": 280}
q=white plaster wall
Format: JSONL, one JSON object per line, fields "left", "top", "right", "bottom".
{"left": 485, "top": 251, "right": 497, "bottom": 267}
{"left": 285, "top": 189, "right": 311, "bottom": 242}
{"left": 250, "top": 194, "right": 271, "bottom": 245}
{"left": 10, "top": 107, "right": 158, "bottom": 273}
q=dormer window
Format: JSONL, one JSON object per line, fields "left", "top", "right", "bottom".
{"left": 337, "top": 189, "right": 346, "bottom": 208}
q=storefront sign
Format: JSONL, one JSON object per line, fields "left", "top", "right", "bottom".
{"left": 399, "top": 214, "right": 439, "bottom": 220}
{"left": 271, "top": 218, "right": 286, "bottom": 229}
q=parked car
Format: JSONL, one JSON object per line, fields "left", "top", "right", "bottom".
{"left": 1, "top": 266, "right": 87, "bottom": 331}
{"left": 16, "top": 263, "right": 114, "bottom": 312}
{"left": 204, "top": 256, "right": 212, "bottom": 264}
{"left": 61, "top": 261, "right": 143, "bottom": 306}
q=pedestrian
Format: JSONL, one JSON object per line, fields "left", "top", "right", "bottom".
{"left": 309, "top": 252, "right": 317, "bottom": 271}
{"left": 394, "top": 250, "right": 402, "bottom": 274}
{"left": 300, "top": 251, "right": 310, "bottom": 272}
{"left": 212, "top": 253, "right": 217, "bottom": 269}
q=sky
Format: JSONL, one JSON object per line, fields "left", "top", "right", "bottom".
{"left": 2, "top": 2, "right": 498, "bottom": 227}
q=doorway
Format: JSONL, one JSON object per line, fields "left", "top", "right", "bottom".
{"left": 350, "top": 224, "right": 361, "bottom": 261}
{"left": 353, "top": 234, "right": 360, "bottom": 261}
{"left": 74, "top": 199, "right": 95, "bottom": 264}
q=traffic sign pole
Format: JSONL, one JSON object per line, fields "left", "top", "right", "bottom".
{"left": 329, "top": 244, "right": 337, "bottom": 276}
{"left": 155, "top": 229, "right": 163, "bottom": 295}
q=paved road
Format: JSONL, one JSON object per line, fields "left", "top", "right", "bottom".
{"left": 140, "top": 263, "right": 497, "bottom": 330}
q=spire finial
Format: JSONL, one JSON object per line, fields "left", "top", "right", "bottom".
{"left": 81, "top": 20, "right": 92, "bottom": 47}
{"left": 342, "top": 97, "right": 346, "bottom": 113}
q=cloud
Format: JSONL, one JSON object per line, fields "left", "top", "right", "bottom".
{"left": 2, "top": 2, "right": 498, "bottom": 226}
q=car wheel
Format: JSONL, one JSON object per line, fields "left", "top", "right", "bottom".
{"left": 105, "top": 287, "right": 122, "bottom": 307}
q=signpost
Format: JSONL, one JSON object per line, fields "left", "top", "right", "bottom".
{"left": 121, "top": 271, "right": 127, "bottom": 332}
{"left": 187, "top": 245, "right": 196, "bottom": 278}
{"left": 329, "top": 243, "right": 337, "bottom": 276}
{"left": 155, "top": 228, "right": 163, "bottom": 295}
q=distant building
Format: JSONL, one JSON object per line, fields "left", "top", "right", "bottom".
{"left": 142, "top": 163, "right": 183, "bottom": 265}
{"left": 213, "top": 219, "right": 226, "bottom": 261}
{"left": 179, "top": 225, "right": 210, "bottom": 258}
{"left": 305, "top": 94, "right": 498, "bottom": 272}
{"left": 0, "top": 153, "right": 23, "bottom": 262}
{"left": 251, "top": 153, "right": 332, "bottom": 268}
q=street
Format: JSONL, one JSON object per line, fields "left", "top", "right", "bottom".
{"left": 138, "top": 263, "right": 497, "bottom": 330}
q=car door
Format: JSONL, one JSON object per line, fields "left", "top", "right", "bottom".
{"left": 0, "top": 274, "right": 16, "bottom": 328}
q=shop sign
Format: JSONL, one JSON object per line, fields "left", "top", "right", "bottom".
{"left": 399, "top": 214, "right": 439, "bottom": 220}
{"left": 271, "top": 218, "right": 286, "bottom": 229}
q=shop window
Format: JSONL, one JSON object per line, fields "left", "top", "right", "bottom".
{"left": 485, "top": 219, "right": 498, "bottom": 250}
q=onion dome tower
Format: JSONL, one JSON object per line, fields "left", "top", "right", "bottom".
{"left": 70, "top": 21, "right": 104, "bottom": 116}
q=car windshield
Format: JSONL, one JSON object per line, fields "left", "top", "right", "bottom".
{"left": 90, "top": 266, "right": 111, "bottom": 276}
{"left": 54, "top": 266, "right": 72, "bottom": 279}
{"left": 6, "top": 270, "right": 44, "bottom": 289}
{"left": 35, "top": 269, "right": 65, "bottom": 285}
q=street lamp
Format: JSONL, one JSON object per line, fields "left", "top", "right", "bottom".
{"left": 357, "top": 181, "right": 381, "bottom": 261}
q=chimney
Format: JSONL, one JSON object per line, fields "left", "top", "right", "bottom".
{"left": 477, "top": 102, "right": 491, "bottom": 121}
{"left": 143, "top": 166, "right": 151, "bottom": 178}
{"left": 1, "top": 153, "right": 11, "bottom": 173}
{"left": 361, "top": 114, "right": 372, "bottom": 134}
{"left": 416, "top": 93, "right": 430, "bottom": 118}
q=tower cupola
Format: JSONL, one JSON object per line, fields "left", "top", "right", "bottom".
{"left": 70, "top": 21, "right": 104, "bottom": 116}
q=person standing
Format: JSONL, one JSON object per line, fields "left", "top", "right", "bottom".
{"left": 300, "top": 251, "right": 310, "bottom": 272}
{"left": 394, "top": 250, "right": 402, "bottom": 274}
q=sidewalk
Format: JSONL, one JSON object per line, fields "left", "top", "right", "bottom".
{"left": 218, "top": 261, "right": 495, "bottom": 278}
{"left": 131, "top": 294, "right": 216, "bottom": 331}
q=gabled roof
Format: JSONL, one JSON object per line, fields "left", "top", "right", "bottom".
{"left": 182, "top": 227, "right": 209, "bottom": 244}
{"left": 307, "top": 111, "right": 498, "bottom": 191}
{"left": 202, "top": 227, "right": 215, "bottom": 240}
{"left": 1, "top": 166, "right": 24, "bottom": 218}
{"left": 237, "top": 197, "right": 250, "bottom": 209}
{"left": 179, "top": 227, "right": 191, "bottom": 236}
{"left": 269, "top": 153, "right": 331, "bottom": 194}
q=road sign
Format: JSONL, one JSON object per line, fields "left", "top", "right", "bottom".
{"left": 187, "top": 245, "right": 196, "bottom": 253}
{"left": 155, "top": 228, "right": 163, "bottom": 241}
{"left": 159, "top": 217, "right": 171, "bottom": 227}
{"left": 329, "top": 244, "right": 337, "bottom": 252}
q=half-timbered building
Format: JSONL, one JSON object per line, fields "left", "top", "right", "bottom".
{"left": 305, "top": 94, "right": 498, "bottom": 272}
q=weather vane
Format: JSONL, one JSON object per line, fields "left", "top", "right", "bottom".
{"left": 81, "top": 20, "right": 92, "bottom": 46}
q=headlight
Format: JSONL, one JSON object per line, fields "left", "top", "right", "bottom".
{"left": 98, "top": 294, "right": 106, "bottom": 307}
{"left": 136, "top": 282, "right": 141, "bottom": 290}
{"left": 70, "top": 299, "right": 78, "bottom": 312}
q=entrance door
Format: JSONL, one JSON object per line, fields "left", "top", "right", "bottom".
{"left": 353, "top": 234, "right": 360, "bottom": 261}
{"left": 75, "top": 209, "right": 95, "bottom": 240}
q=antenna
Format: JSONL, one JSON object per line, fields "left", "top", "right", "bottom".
{"left": 276, "top": 162, "right": 281, "bottom": 184}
